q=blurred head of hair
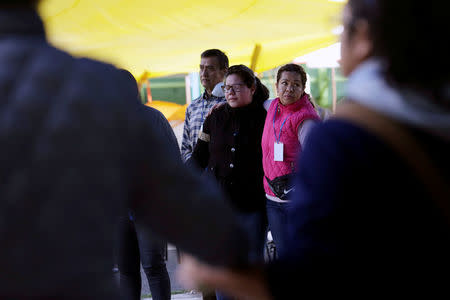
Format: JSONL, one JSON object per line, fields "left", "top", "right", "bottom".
{"left": 0, "top": 0, "right": 39, "bottom": 7}
{"left": 345, "top": 0, "right": 449, "bottom": 107}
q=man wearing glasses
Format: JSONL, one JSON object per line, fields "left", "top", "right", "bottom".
{"left": 181, "top": 49, "right": 229, "bottom": 162}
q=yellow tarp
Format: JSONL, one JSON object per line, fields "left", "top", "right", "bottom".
{"left": 146, "top": 101, "right": 187, "bottom": 122}
{"left": 38, "top": 0, "right": 344, "bottom": 78}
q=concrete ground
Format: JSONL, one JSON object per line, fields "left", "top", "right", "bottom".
{"left": 137, "top": 234, "right": 277, "bottom": 299}
{"left": 142, "top": 291, "right": 202, "bottom": 300}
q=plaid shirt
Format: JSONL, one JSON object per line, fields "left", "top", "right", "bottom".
{"left": 181, "top": 91, "right": 226, "bottom": 161}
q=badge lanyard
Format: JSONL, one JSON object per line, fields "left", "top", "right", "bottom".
{"left": 273, "top": 102, "right": 290, "bottom": 161}
{"left": 201, "top": 99, "right": 206, "bottom": 123}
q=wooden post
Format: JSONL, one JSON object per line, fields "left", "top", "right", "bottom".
{"left": 146, "top": 80, "right": 153, "bottom": 103}
{"left": 331, "top": 67, "right": 337, "bottom": 112}
{"left": 185, "top": 75, "right": 191, "bottom": 105}
{"left": 137, "top": 71, "right": 151, "bottom": 104}
{"left": 250, "top": 44, "right": 262, "bottom": 72}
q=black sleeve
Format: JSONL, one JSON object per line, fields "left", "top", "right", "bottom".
{"left": 187, "top": 115, "right": 211, "bottom": 170}
{"left": 141, "top": 105, "right": 180, "bottom": 159}
{"left": 128, "top": 108, "right": 249, "bottom": 268}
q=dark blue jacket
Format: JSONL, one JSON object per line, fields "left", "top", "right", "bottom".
{"left": 141, "top": 105, "right": 180, "bottom": 159}
{"left": 0, "top": 9, "right": 247, "bottom": 299}
{"left": 268, "top": 120, "right": 450, "bottom": 298}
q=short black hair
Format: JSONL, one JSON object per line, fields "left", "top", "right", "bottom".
{"left": 0, "top": 0, "right": 39, "bottom": 6}
{"left": 348, "top": 0, "right": 449, "bottom": 105}
{"left": 276, "top": 64, "right": 307, "bottom": 87}
{"left": 201, "top": 49, "right": 229, "bottom": 70}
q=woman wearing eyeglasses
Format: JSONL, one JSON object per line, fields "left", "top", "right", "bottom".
{"left": 179, "top": 0, "right": 450, "bottom": 298}
{"left": 189, "top": 65, "right": 269, "bottom": 297}
{"left": 261, "top": 64, "right": 319, "bottom": 258}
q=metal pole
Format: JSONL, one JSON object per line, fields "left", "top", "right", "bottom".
{"left": 185, "top": 75, "right": 191, "bottom": 105}
{"left": 250, "top": 44, "right": 262, "bottom": 71}
{"left": 331, "top": 67, "right": 337, "bottom": 112}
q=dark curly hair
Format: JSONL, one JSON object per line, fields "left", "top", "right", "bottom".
{"left": 225, "top": 65, "right": 269, "bottom": 106}
{"left": 348, "top": 0, "right": 449, "bottom": 106}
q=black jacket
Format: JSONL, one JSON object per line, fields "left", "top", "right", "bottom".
{"left": 190, "top": 101, "right": 267, "bottom": 213}
{"left": 0, "top": 9, "right": 248, "bottom": 299}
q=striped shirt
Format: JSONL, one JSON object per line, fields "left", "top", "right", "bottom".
{"left": 181, "top": 91, "right": 226, "bottom": 161}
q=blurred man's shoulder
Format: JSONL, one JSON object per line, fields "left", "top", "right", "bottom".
{"left": 142, "top": 105, "right": 167, "bottom": 122}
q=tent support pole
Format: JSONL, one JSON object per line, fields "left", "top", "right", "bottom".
{"left": 250, "top": 44, "right": 261, "bottom": 72}
{"left": 331, "top": 67, "right": 337, "bottom": 112}
{"left": 185, "top": 75, "right": 191, "bottom": 105}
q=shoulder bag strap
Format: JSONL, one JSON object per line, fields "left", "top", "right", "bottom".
{"left": 334, "top": 101, "right": 450, "bottom": 225}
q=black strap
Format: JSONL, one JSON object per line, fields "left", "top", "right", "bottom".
{"left": 334, "top": 101, "right": 450, "bottom": 226}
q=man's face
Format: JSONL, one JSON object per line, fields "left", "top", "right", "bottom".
{"left": 199, "top": 57, "right": 226, "bottom": 93}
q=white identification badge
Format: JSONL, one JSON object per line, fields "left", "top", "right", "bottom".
{"left": 274, "top": 142, "right": 284, "bottom": 161}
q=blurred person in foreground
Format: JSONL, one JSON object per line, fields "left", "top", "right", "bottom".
{"left": 0, "top": 1, "right": 248, "bottom": 299}
{"left": 115, "top": 71, "right": 176, "bottom": 300}
{"left": 177, "top": 0, "right": 450, "bottom": 298}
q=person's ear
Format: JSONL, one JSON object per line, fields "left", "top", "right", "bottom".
{"left": 219, "top": 68, "right": 227, "bottom": 80}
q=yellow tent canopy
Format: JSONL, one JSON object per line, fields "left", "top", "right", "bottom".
{"left": 39, "top": 0, "right": 344, "bottom": 78}
{"left": 146, "top": 101, "right": 187, "bottom": 123}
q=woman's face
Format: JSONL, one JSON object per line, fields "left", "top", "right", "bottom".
{"left": 276, "top": 71, "right": 304, "bottom": 105}
{"left": 340, "top": 6, "right": 357, "bottom": 76}
{"left": 340, "top": 5, "right": 372, "bottom": 76}
{"left": 224, "top": 74, "right": 254, "bottom": 108}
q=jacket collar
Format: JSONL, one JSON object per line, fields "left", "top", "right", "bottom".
{"left": 225, "top": 97, "right": 263, "bottom": 116}
{"left": 201, "top": 90, "right": 222, "bottom": 101}
{"left": 202, "top": 83, "right": 226, "bottom": 100}
{"left": 346, "top": 58, "right": 450, "bottom": 140}
{"left": 276, "top": 93, "right": 310, "bottom": 112}
{"left": 0, "top": 8, "right": 46, "bottom": 39}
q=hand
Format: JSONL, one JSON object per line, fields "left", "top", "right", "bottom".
{"left": 207, "top": 102, "right": 226, "bottom": 117}
{"left": 176, "top": 255, "right": 272, "bottom": 300}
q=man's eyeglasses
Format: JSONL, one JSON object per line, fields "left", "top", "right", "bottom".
{"left": 221, "top": 83, "right": 246, "bottom": 93}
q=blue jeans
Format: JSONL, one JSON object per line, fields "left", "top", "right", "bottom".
{"left": 236, "top": 210, "right": 267, "bottom": 263}
{"left": 266, "top": 199, "right": 290, "bottom": 258}
{"left": 216, "top": 210, "right": 267, "bottom": 300}
{"left": 117, "top": 216, "right": 171, "bottom": 300}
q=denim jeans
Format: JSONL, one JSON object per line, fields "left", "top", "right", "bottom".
{"left": 117, "top": 216, "right": 171, "bottom": 300}
{"left": 216, "top": 210, "right": 267, "bottom": 300}
{"left": 236, "top": 210, "right": 267, "bottom": 263}
{"left": 266, "top": 199, "right": 290, "bottom": 258}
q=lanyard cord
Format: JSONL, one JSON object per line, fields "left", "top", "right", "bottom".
{"left": 273, "top": 102, "right": 291, "bottom": 143}
{"left": 201, "top": 99, "right": 205, "bottom": 123}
